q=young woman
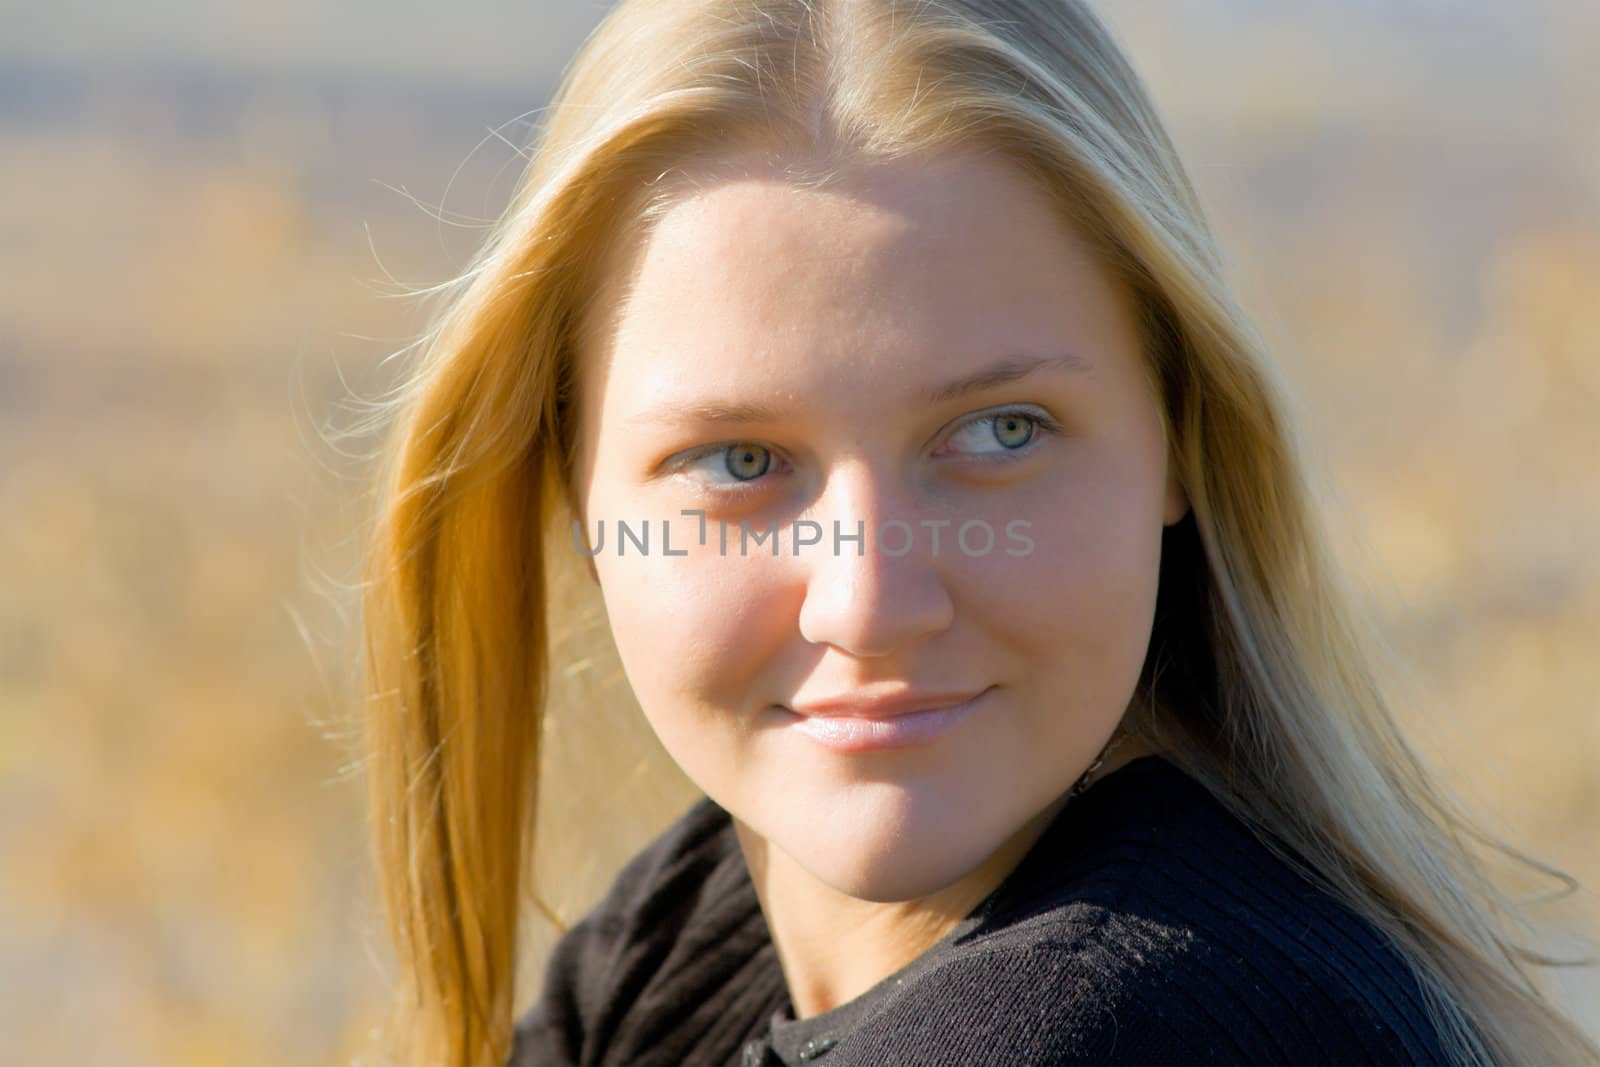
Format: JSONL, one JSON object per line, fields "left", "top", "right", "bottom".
{"left": 356, "top": 1, "right": 1598, "bottom": 1064}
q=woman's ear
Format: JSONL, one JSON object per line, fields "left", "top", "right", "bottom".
{"left": 1163, "top": 447, "right": 1190, "bottom": 526}
{"left": 573, "top": 506, "right": 600, "bottom": 584}
{"left": 559, "top": 460, "right": 601, "bottom": 583}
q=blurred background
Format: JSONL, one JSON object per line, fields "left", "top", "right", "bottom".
{"left": 1, "top": 1, "right": 1596, "bottom": 1063}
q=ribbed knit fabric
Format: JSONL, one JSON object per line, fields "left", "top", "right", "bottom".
{"left": 509, "top": 756, "right": 1457, "bottom": 1066}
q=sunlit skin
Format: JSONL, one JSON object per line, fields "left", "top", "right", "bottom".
{"left": 571, "top": 147, "right": 1190, "bottom": 1019}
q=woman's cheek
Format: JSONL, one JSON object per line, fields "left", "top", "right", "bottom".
{"left": 603, "top": 545, "right": 781, "bottom": 707}
{"left": 987, "top": 475, "right": 1159, "bottom": 654}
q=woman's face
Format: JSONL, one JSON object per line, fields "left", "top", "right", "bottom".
{"left": 573, "top": 148, "right": 1188, "bottom": 902}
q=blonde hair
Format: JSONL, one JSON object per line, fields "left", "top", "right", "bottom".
{"left": 354, "top": 1, "right": 1598, "bottom": 1064}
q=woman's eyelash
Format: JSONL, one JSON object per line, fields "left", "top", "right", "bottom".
{"left": 937, "top": 407, "right": 1064, "bottom": 455}
{"left": 966, "top": 408, "right": 1064, "bottom": 445}
{"left": 658, "top": 445, "right": 782, "bottom": 505}
{"left": 668, "top": 406, "right": 1061, "bottom": 495}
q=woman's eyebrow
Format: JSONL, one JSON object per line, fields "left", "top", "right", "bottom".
{"left": 630, "top": 352, "right": 1091, "bottom": 427}
{"left": 920, "top": 352, "right": 1093, "bottom": 405}
{"left": 629, "top": 397, "right": 789, "bottom": 427}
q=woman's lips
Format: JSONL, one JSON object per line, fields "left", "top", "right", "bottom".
{"left": 778, "top": 688, "right": 990, "bottom": 752}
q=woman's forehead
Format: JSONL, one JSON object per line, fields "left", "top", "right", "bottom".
{"left": 578, "top": 149, "right": 1140, "bottom": 414}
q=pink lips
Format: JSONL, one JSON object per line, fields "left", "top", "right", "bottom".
{"left": 780, "top": 688, "right": 991, "bottom": 752}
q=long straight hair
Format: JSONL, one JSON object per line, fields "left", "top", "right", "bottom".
{"left": 354, "top": 1, "right": 1598, "bottom": 1063}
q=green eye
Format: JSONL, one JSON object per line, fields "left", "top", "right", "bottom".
{"left": 992, "top": 414, "right": 1035, "bottom": 449}
{"left": 946, "top": 407, "right": 1061, "bottom": 457}
{"left": 724, "top": 444, "right": 771, "bottom": 480}
{"left": 670, "top": 440, "right": 786, "bottom": 494}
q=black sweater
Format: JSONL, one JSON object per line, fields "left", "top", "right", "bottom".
{"left": 510, "top": 756, "right": 1456, "bottom": 1065}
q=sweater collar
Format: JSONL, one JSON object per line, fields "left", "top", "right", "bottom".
{"left": 754, "top": 754, "right": 1177, "bottom": 1063}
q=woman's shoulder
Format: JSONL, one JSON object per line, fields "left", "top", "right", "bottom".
{"left": 568, "top": 791, "right": 746, "bottom": 933}
{"left": 510, "top": 794, "right": 785, "bottom": 1066}
{"left": 514, "top": 760, "right": 1460, "bottom": 1065}
{"left": 825, "top": 756, "right": 1457, "bottom": 1064}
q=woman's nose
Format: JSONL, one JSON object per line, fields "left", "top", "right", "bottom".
{"left": 794, "top": 465, "right": 955, "bottom": 658}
